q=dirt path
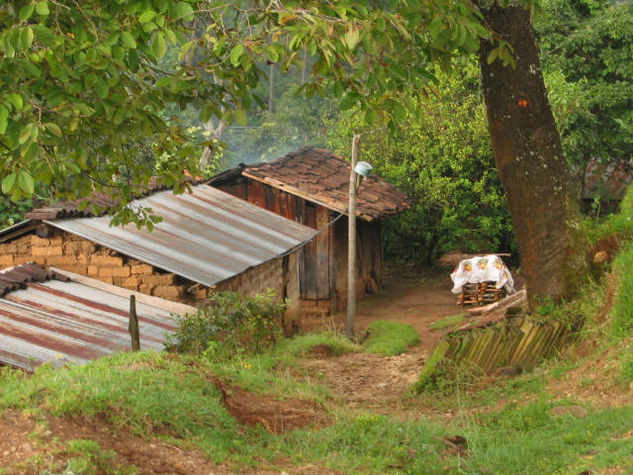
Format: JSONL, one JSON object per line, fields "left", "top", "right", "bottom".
{"left": 300, "top": 267, "right": 461, "bottom": 412}
{"left": 356, "top": 268, "right": 458, "bottom": 353}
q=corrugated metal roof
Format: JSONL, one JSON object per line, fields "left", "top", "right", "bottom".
{"left": 0, "top": 264, "right": 193, "bottom": 371}
{"left": 45, "top": 185, "right": 318, "bottom": 287}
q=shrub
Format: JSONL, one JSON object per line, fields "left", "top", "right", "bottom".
{"left": 165, "top": 290, "right": 285, "bottom": 359}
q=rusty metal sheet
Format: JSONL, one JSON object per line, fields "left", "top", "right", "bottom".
{"left": 0, "top": 276, "right": 184, "bottom": 371}
{"left": 46, "top": 185, "right": 317, "bottom": 287}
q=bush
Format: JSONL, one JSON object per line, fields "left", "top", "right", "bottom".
{"left": 165, "top": 290, "right": 285, "bottom": 359}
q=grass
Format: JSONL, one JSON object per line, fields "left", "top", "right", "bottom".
{"left": 612, "top": 241, "right": 633, "bottom": 337}
{"left": 429, "top": 313, "right": 467, "bottom": 331}
{"left": 2, "top": 335, "right": 633, "bottom": 473}
{"left": 5, "top": 239, "right": 633, "bottom": 475}
{"left": 362, "top": 321, "right": 420, "bottom": 356}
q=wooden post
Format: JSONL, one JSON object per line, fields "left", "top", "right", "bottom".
{"left": 268, "top": 63, "right": 275, "bottom": 113}
{"left": 129, "top": 294, "right": 140, "bottom": 351}
{"left": 346, "top": 134, "right": 361, "bottom": 339}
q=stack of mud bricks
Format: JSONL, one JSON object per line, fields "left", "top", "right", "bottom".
{"left": 0, "top": 232, "right": 208, "bottom": 302}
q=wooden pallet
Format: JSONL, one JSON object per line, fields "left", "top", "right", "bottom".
{"left": 457, "top": 281, "right": 506, "bottom": 306}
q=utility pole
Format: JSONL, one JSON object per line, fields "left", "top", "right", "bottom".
{"left": 346, "top": 134, "right": 361, "bottom": 339}
{"left": 268, "top": 63, "right": 274, "bottom": 113}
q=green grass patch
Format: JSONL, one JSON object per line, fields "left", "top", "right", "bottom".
{"left": 207, "top": 332, "right": 359, "bottom": 400}
{"left": 2, "top": 325, "right": 633, "bottom": 473}
{"left": 461, "top": 400, "right": 633, "bottom": 474}
{"left": 62, "top": 439, "right": 129, "bottom": 474}
{"left": 271, "top": 332, "right": 360, "bottom": 358}
{"left": 612, "top": 241, "right": 633, "bottom": 337}
{"left": 0, "top": 352, "right": 256, "bottom": 463}
{"left": 429, "top": 313, "right": 467, "bottom": 331}
{"left": 362, "top": 321, "right": 420, "bottom": 356}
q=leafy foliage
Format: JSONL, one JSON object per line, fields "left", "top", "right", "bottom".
{"left": 326, "top": 67, "right": 514, "bottom": 263}
{"left": 537, "top": 0, "right": 633, "bottom": 166}
{"left": 0, "top": 0, "right": 209, "bottom": 226}
{"left": 165, "top": 290, "right": 285, "bottom": 358}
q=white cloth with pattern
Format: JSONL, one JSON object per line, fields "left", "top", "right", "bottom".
{"left": 450, "top": 254, "right": 515, "bottom": 294}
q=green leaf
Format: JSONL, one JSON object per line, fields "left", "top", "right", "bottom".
{"left": 151, "top": 32, "right": 167, "bottom": 59}
{"left": 339, "top": 91, "right": 359, "bottom": 110}
{"left": 487, "top": 48, "right": 499, "bottom": 65}
{"left": 94, "top": 78, "right": 109, "bottom": 99}
{"left": 173, "top": 2, "right": 194, "bottom": 22}
{"left": 0, "top": 105, "right": 8, "bottom": 134}
{"left": 17, "top": 171, "right": 34, "bottom": 194}
{"left": 19, "top": 4, "right": 35, "bottom": 22}
{"left": 44, "top": 122, "right": 62, "bottom": 137}
{"left": 7, "top": 93, "right": 23, "bottom": 110}
{"left": 267, "top": 47, "right": 279, "bottom": 63}
{"left": 138, "top": 10, "right": 156, "bottom": 24}
{"left": 121, "top": 31, "right": 137, "bottom": 49}
{"left": 33, "top": 24, "right": 55, "bottom": 44}
{"left": 343, "top": 29, "right": 360, "bottom": 50}
{"left": 230, "top": 44, "right": 244, "bottom": 67}
{"left": 18, "top": 27, "right": 34, "bottom": 51}
{"left": 22, "top": 142, "right": 39, "bottom": 160}
{"left": 35, "top": 1, "right": 50, "bottom": 16}
{"left": 2, "top": 173, "right": 17, "bottom": 194}
{"left": 19, "top": 124, "right": 34, "bottom": 145}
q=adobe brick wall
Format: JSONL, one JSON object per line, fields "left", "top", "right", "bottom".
{"left": 0, "top": 230, "right": 208, "bottom": 305}
{"left": 216, "top": 253, "right": 301, "bottom": 328}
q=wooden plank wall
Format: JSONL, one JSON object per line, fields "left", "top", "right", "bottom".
{"left": 214, "top": 177, "right": 384, "bottom": 315}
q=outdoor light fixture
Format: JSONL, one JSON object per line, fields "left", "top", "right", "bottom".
{"left": 353, "top": 161, "right": 373, "bottom": 177}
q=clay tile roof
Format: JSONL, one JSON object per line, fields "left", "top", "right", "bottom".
{"left": 239, "top": 146, "right": 410, "bottom": 220}
{"left": 0, "top": 263, "right": 70, "bottom": 297}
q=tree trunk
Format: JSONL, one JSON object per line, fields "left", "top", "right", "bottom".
{"left": 477, "top": 3, "right": 586, "bottom": 307}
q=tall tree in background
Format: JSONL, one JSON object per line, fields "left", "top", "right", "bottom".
{"left": 477, "top": 2, "right": 586, "bottom": 304}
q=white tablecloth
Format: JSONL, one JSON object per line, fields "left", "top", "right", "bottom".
{"left": 450, "top": 254, "right": 515, "bottom": 295}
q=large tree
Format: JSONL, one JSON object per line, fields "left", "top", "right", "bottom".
{"left": 477, "top": 2, "right": 587, "bottom": 304}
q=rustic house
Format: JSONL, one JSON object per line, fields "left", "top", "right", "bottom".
{"left": 208, "top": 146, "right": 411, "bottom": 317}
{"left": 0, "top": 185, "right": 317, "bottom": 325}
{"left": 0, "top": 263, "right": 195, "bottom": 371}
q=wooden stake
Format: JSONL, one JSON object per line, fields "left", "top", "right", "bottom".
{"left": 129, "top": 294, "right": 140, "bottom": 351}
